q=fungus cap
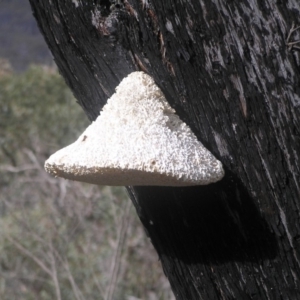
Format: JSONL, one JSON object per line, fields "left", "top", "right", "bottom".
{"left": 45, "top": 72, "right": 224, "bottom": 186}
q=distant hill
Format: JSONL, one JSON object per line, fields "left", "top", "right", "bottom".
{"left": 0, "top": 0, "right": 53, "bottom": 71}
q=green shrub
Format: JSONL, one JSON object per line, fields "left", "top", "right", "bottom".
{"left": 0, "top": 65, "right": 174, "bottom": 300}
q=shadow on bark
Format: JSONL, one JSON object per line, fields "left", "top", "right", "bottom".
{"left": 128, "top": 170, "right": 278, "bottom": 264}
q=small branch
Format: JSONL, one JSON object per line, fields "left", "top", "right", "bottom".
{"left": 57, "top": 179, "right": 68, "bottom": 207}
{"left": 49, "top": 247, "right": 62, "bottom": 300}
{"left": 92, "top": 271, "right": 106, "bottom": 298}
{"left": 62, "top": 258, "right": 84, "bottom": 300}
{"left": 105, "top": 198, "right": 132, "bottom": 300}
{"left": 49, "top": 242, "right": 84, "bottom": 300}
{"left": 0, "top": 164, "right": 38, "bottom": 173}
{"left": 286, "top": 22, "right": 300, "bottom": 51}
{"left": 6, "top": 236, "right": 52, "bottom": 276}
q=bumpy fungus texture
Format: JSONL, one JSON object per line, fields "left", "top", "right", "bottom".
{"left": 45, "top": 72, "right": 224, "bottom": 186}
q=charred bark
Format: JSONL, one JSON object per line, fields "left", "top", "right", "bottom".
{"left": 29, "top": 0, "right": 300, "bottom": 299}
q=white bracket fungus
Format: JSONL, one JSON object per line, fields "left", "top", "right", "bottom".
{"left": 45, "top": 72, "right": 225, "bottom": 186}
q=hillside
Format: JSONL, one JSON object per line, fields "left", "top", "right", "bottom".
{"left": 0, "top": 0, "right": 53, "bottom": 71}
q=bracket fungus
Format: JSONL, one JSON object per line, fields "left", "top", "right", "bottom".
{"left": 45, "top": 72, "right": 224, "bottom": 186}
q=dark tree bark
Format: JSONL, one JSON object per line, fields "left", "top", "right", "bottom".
{"left": 29, "top": 0, "right": 300, "bottom": 299}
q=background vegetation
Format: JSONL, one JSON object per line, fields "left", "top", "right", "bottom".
{"left": 0, "top": 63, "right": 174, "bottom": 300}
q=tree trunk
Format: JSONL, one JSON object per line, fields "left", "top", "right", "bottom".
{"left": 29, "top": 0, "right": 300, "bottom": 299}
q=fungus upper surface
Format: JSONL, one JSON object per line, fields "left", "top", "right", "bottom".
{"left": 45, "top": 72, "right": 224, "bottom": 186}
